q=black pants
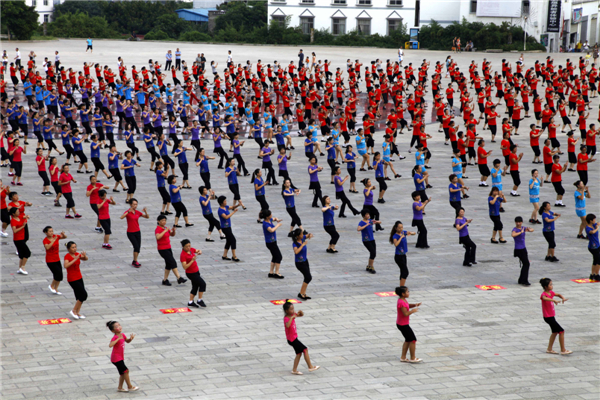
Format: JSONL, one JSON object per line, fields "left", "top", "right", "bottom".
{"left": 256, "top": 195, "right": 269, "bottom": 211}
{"left": 203, "top": 213, "right": 221, "bottom": 233}
{"left": 363, "top": 240, "right": 376, "bottom": 260}
{"left": 223, "top": 227, "right": 236, "bottom": 250}
{"left": 158, "top": 248, "right": 178, "bottom": 270}
{"left": 323, "top": 225, "right": 340, "bottom": 245}
{"left": 186, "top": 271, "right": 206, "bottom": 295}
{"left": 279, "top": 170, "right": 297, "bottom": 189}
{"left": 127, "top": 231, "right": 141, "bottom": 253}
{"left": 147, "top": 146, "right": 160, "bottom": 163}
{"left": 295, "top": 261, "right": 312, "bottom": 284}
{"left": 215, "top": 147, "right": 228, "bottom": 169}
{"left": 263, "top": 161, "right": 276, "bottom": 184}
{"left": 46, "top": 261, "right": 63, "bottom": 281}
{"left": 411, "top": 218, "right": 428, "bottom": 248}
{"left": 14, "top": 240, "right": 31, "bottom": 259}
{"left": 450, "top": 201, "right": 462, "bottom": 218}
{"left": 286, "top": 207, "right": 302, "bottom": 227}
{"left": 125, "top": 176, "right": 136, "bottom": 194}
{"left": 309, "top": 182, "right": 323, "bottom": 207}
{"left": 179, "top": 162, "right": 189, "bottom": 181}
{"left": 266, "top": 241, "right": 282, "bottom": 263}
{"left": 69, "top": 278, "right": 88, "bottom": 302}
{"left": 336, "top": 191, "right": 358, "bottom": 216}
{"left": 514, "top": 248, "right": 530, "bottom": 284}
{"left": 200, "top": 172, "right": 211, "bottom": 189}
{"left": 395, "top": 254, "right": 409, "bottom": 280}
{"left": 172, "top": 202, "right": 188, "bottom": 218}
{"left": 459, "top": 235, "right": 477, "bottom": 265}
{"left": 234, "top": 154, "right": 248, "bottom": 175}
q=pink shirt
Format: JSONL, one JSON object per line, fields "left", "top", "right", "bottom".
{"left": 110, "top": 333, "right": 126, "bottom": 363}
{"left": 283, "top": 316, "right": 298, "bottom": 342}
{"left": 541, "top": 290, "right": 556, "bottom": 318}
{"left": 396, "top": 298, "right": 410, "bottom": 326}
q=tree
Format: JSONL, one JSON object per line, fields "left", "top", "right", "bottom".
{"left": 0, "top": 1, "right": 40, "bottom": 40}
{"left": 47, "top": 12, "right": 120, "bottom": 39}
{"left": 214, "top": 2, "right": 267, "bottom": 34}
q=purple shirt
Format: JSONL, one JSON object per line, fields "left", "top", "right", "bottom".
{"left": 513, "top": 227, "right": 526, "bottom": 249}
{"left": 308, "top": 165, "right": 319, "bottom": 182}
{"left": 334, "top": 175, "right": 343, "bottom": 192}
{"left": 262, "top": 147, "right": 271, "bottom": 163}
{"left": 456, "top": 217, "right": 469, "bottom": 237}
{"left": 412, "top": 201, "right": 423, "bottom": 220}
{"left": 278, "top": 154, "right": 287, "bottom": 171}
{"left": 363, "top": 188, "right": 373, "bottom": 206}
{"left": 233, "top": 139, "right": 240, "bottom": 155}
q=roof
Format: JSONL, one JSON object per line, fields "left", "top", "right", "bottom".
{"left": 175, "top": 8, "right": 216, "bottom": 22}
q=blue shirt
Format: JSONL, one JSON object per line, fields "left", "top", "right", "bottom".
{"left": 304, "top": 139, "right": 313, "bottom": 154}
{"left": 308, "top": 165, "right": 319, "bottom": 182}
{"left": 574, "top": 190, "right": 587, "bottom": 212}
{"left": 262, "top": 147, "right": 272, "bottom": 163}
{"left": 90, "top": 142, "right": 101, "bottom": 158}
{"left": 226, "top": 167, "right": 238, "bottom": 185}
{"left": 263, "top": 220, "right": 277, "bottom": 243}
{"left": 449, "top": 183, "right": 462, "bottom": 202}
{"left": 278, "top": 154, "right": 288, "bottom": 171}
{"left": 452, "top": 157, "right": 462, "bottom": 174}
{"left": 413, "top": 173, "right": 425, "bottom": 191}
{"left": 71, "top": 136, "right": 83, "bottom": 152}
{"left": 218, "top": 206, "right": 231, "bottom": 228}
{"left": 413, "top": 201, "right": 423, "bottom": 220}
{"left": 122, "top": 159, "right": 136, "bottom": 177}
{"left": 283, "top": 189, "right": 295, "bottom": 208}
{"left": 491, "top": 167, "right": 502, "bottom": 186}
{"left": 542, "top": 211, "right": 555, "bottom": 232}
{"left": 488, "top": 196, "right": 501, "bottom": 216}
{"left": 345, "top": 152, "right": 356, "bottom": 169}
{"left": 169, "top": 184, "right": 181, "bottom": 203}
{"left": 327, "top": 146, "right": 336, "bottom": 160}
{"left": 394, "top": 231, "right": 408, "bottom": 255}
{"left": 529, "top": 178, "right": 540, "bottom": 200}
{"left": 587, "top": 223, "right": 599, "bottom": 249}
{"left": 456, "top": 217, "right": 469, "bottom": 237}
{"left": 323, "top": 207, "right": 335, "bottom": 226}
{"left": 334, "top": 175, "right": 344, "bottom": 192}
{"left": 374, "top": 160, "right": 384, "bottom": 178}
{"left": 108, "top": 152, "right": 120, "bottom": 169}
{"left": 358, "top": 220, "right": 374, "bottom": 242}
{"left": 356, "top": 136, "right": 366, "bottom": 151}
{"left": 175, "top": 148, "right": 188, "bottom": 164}
{"left": 143, "top": 134, "right": 154, "bottom": 149}
{"left": 156, "top": 169, "right": 166, "bottom": 188}
{"left": 199, "top": 195, "right": 212, "bottom": 215}
{"left": 254, "top": 177, "right": 265, "bottom": 196}
{"left": 293, "top": 235, "right": 308, "bottom": 262}
{"left": 198, "top": 157, "right": 209, "bottom": 173}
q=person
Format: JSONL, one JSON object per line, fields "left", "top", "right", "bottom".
{"left": 225, "top": 158, "right": 246, "bottom": 210}
{"left": 97, "top": 190, "right": 116, "bottom": 250}
{"left": 218, "top": 195, "right": 240, "bottom": 262}
{"left": 488, "top": 186, "right": 507, "bottom": 243}
{"left": 395, "top": 286, "right": 422, "bottom": 363}
{"left": 86, "top": 38, "right": 93, "bottom": 53}
{"left": 390, "top": 221, "right": 416, "bottom": 287}
{"left": 260, "top": 209, "right": 284, "bottom": 279}
{"left": 333, "top": 166, "right": 359, "bottom": 217}
{"left": 372, "top": 152, "right": 387, "bottom": 203}
{"left": 252, "top": 169, "right": 269, "bottom": 221}
{"left": 511, "top": 216, "right": 534, "bottom": 285}
{"left": 282, "top": 300, "right": 320, "bottom": 375}
{"left": 307, "top": 156, "right": 324, "bottom": 208}
{"left": 550, "top": 154, "right": 568, "bottom": 207}
{"left": 173, "top": 141, "right": 192, "bottom": 189}
{"left": 8, "top": 138, "right": 26, "bottom": 186}
{"left": 358, "top": 208, "right": 381, "bottom": 274}
{"left": 411, "top": 191, "right": 430, "bottom": 249}
{"left": 121, "top": 150, "right": 140, "bottom": 204}
{"left": 540, "top": 201, "right": 560, "bottom": 262}
{"left": 344, "top": 146, "right": 359, "bottom": 193}
{"left": 64, "top": 241, "right": 89, "bottom": 320}
{"left": 120, "top": 199, "right": 149, "bottom": 267}
{"left": 291, "top": 228, "right": 314, "bottom": 300}
{"left": 9, "top": 207, "right": 30, "bottom": 275}
{"left": 577, "top": 144, "right": 595, "bottom": 185}
{"left": 260, "top": 140, "right": 277, "bottom": 185}
{"left": 528, "top": 169, "right": 542, "bottom": 224}
{"left": 477, "top": 139, "right": 492, "bottom": 186}
{"left": 168, "top": 175, "right": 193, "bottom": 228}
{"left": 321, "top": 196, "right": 340, "bottom": 254}
{"left": 455, "top": 208, "right": 477, "bottom": 267}
{"left": 282, "top": 179, "right": 303, "bottom": 235}
{"left": 585, "top": 214, "right": 600, "bottom": 280}
{"left": 35, "top": 148, "right": 51, "bottom": 195}
{"left": 43, "top": 226, "right": 67, "bottom": 294}
{"left": 155, "top": 214, "right": 187, "bottom": 286}
{"left": 574, "top": 181, "right": 591, "bottom": 238}
{"left": 106, "top": 321, "right": 139, "bottom": 392}
{"left": 0, "top": 181, "right": 10, "bottom": 238}
{"left": 179, "top": 239, "right": 207, "bottom": 308}
{"left": 198, "top": 186, "right": 226, "bottom": 242}
{"left": 539, "top": 278, "right": 572, "bottom": 355}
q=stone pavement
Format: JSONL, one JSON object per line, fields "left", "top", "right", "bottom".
{"left": 1, "top": 40, "right": 599, "bottom": 399}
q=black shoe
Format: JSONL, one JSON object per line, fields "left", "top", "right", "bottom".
{"left": 326, "top": 248, "right": 334, "bottom": 253}
{"left": 174, "top": 224, "right": 182, "bottom": 228}
{"left": 164, "top": 211, "right": 173, "bottom": 215}
{"left": 298, "top": 293, "right": 311, "bottom": 300}
{"left": 551, "top": 256, "right": 559, "bottom": 262}
{"left": 519, "top": 281, "right": 532, "bottom": 286}
{"left": 222, "top": 256, "right": 231, "bottom": 260}
{"left": 463, "top": 263, "right": 472, "bottom": 267}
{"left": 268, "top": 273, "right": 275, "bottom": 278}
{"left": 177, "top": 277, "right": 187, "bottom": 284}
{"left": 545, "top": 256, "right": 551, "bottom": 261}
{"left": 471, "top": 261, "right": 477, "bottom": 265}
{"left": 205, "top": 238, "right": 214, "bottom": 242}
{"left": 339, "top": 214, "right": 347, "bottom": 218}
{"left": 220, "top": 235, "right": 226, "bottom": 240}
{"left": 197, "top": 299, "right": 206, "bottom": 307}
{"left": 185, "top": 223, "right": 194, "bottom": 227}
{"left": 162, "top": 279, "right": 172, "bottom": 286}
{"left": 188, "top": 301, "right": 199, "bottom": 308}
{"left": 274, "top": 274, "right": 284, "bottom": 279}
{"left": 232, "top": 257, "right": 240, "bottom": 262}
{"left": 377, "top": 199, "right": 385, "bottom": 204}
{"left": 112, "top": 189, "right": 120, "bottom": 193}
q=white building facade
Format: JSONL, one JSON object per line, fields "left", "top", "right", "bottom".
{"left": 24, "top": 0, "right": 65, "bottom": 24}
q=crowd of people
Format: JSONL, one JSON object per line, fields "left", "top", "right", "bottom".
{"left": 1, "top": 44, "right": 599, "bottom": 384}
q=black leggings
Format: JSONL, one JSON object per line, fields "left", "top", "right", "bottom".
{"left": 222, "top": 227, "right": 236, "bottom": 250}
{"left": 126, "top": 142, "right": 140, "bottom": 156}
{"left": 179, "top": 162, "right": 189, "bottom": 181}
{"left": 266, "top": 241, "right": 282, "bottom": 263}
{"left": 323, "top": 225, "right": 340, "bottom": 245}
{"left": 14, "top": 240, "right": 31, "bottom": 259}
{"left": 412, "top": 218, "right": 428, "bottom": 248}
{"left": 363, "top": 240, "right": 376, "bottom": 260}
{"left": 459, "top": 235, "right": 477, "bottom": 264}
{"left": 38, "top": 171, "right": 50, "bottom": 186}
{"left": 203, "top": 213, "right": 221, "bottom": 233}
{"left": 295, "top": 261, "right": 312, "bottom": 284}
{"left": 234, "top": 154, "right": 248, "bottom": 175}
{"left": 69, "top": 278, "right": 88, "bottom": 302}
{"left": 450, "top": 201, "right": 462, "bottom": 218}
{"left": 256, "top": 195, "right": 269, "bottom": 211}
{"left": 127, "top": 231, "right": 141, "bottom": 253}
{"left": 200, "top": 172, "right": 211, "bottom": 189}
{"left": 63, "top": 192, "right": 75, "bottom": 208}
{"left": 158, "top": 187, "right": 170, "bottom": 205}
{"left": 64, "top": 144, "right": 75, "bottom": 161}
{"left": 336, "top": 190, "right": 358, "bottom": 216}
{"left": 286, "top": 207, "right": 302, "bottom": 227}
{"left": 147, "top": 146, "right": 160, "bottom": 163}
{"left": 278, "top": 170, "right": 297, "bottom": 189}
{"left": 395, "top": 254, "right": 409, "bottom": 280}
{"left": 162, "top": 154, "right": 175, "bottom": 171}
{"left": 186, "top": 271, "right": 206, "bottom": 295}
{"left": 514, "top": 248, "right": 530, "bottom": 284}
{"left": 46, "top": 261, "right": 63, "bottom": 281}
{"left": 543, "top": 230, "right": 556, "bottom": 249}
{"left": 172, "top": 202, "right": 188, "bottom": 218}
{"left": 310, "top": 182, "right": 323, "bottom": 207}
{"left": 215, "top": 147, "right": 228, "bottom": 169}
{"left": 348, "top": 167, "right": 356, "bottom": 183}
{"left": 263, "top": 161, "right": 276, "bottom": 184}
{"left": 125, "top": 176, "right": 136, "bottom": 194}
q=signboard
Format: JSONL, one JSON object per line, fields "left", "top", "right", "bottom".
{"left": 160, "top": 308, "right": 192, "bottom": 314}
{"left": 475, "top": 285, "right": 506, "bottom": 291}
{"left": 547, "top": 0, "right": 561, "bottom": 33}
{"left": 375, "top": 291, "right": 397, "bottom": 297}
{"left": 540, "top": 34, "right": 549, "bottom": 47}
{"left": 38, "top": 318, "right": 71, "bottom": 325}
{"left": 270, "top": 299, "right": 302, "bottom": 305}
{"left": 476, "top": 0, "right": 522, "bottom": 18}
{"left": 572, "top": 8, "right": 583, "bottom": 24}
{"left": 571, "top": 278, "right": 599, "bottom": 284}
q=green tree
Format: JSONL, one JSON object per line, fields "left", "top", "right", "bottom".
{"left": 214, "top": 2, "right": 267, "bottom": 34}
{"left": 0, "top": 0, "right": 40, "bottom": 40}
{"left": 47, "top": 12, "right": 120, "bottom": 39}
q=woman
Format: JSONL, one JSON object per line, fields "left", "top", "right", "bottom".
{"left": 411, "top": 191, "right": 430, "bottom": 249}
{"left": 120, "top": 199, "right": 149, "bottom": 267}
{"left": 35, "top": 148, "right": 51, "bottom": 195}
{"left": 218, "top": 195, "right": 240, "bottom": 262}
{"left": 585, "top": 214, "right": 600, "bottom": 281}
{"left": 344, "top": 146, "right": 358, "bottom": 193}
{"left": 168, "top": 175, "right": 193, "bottom": 228}
{"left": 108, "top": 146, "right": 127, "bottom": 193}
{"left": 291, "top": 228, "right": 314, "bottom": 300}
{"left": 390, "top": 221, "right": 416, "bottom": 287}
{"left": 307, "top": 156, "right": 323, "bottom": 208}
{"left": 154, "top": 161, "right": 172, "bottom": 216}
{"left": 356, "top": 129, "right": 370, "bottom": 171}
{"left": 277, "top": 147, "right": 296, "bottom": 189}
{"left": 124, "top": 125, "right": 141, "bottom": 161}
{"left": 58, "top": 164, "right": 81, "bottom": 219}
{"left": 43, "top": 226, "right": 67, "bottom": 294}
{"left": 97, "top": 190, "right": 116, "bottom": 250}
{"left": 252, "top": 169, "right": 269, "bottom": 222}
{"left": 321, "top": 196, "right": 340, "bottom": 253}
{"left": 260, "top": 140, "right": 277, "bottom": 185}
{"left": 120, "top": 150, "right": 140, "bottom": 204}
{"left": 326, "top": 137, "right": 337, "bottom": 184}
{"left": 260, "top": 209, "right": 284, "bottom": 279}
{"left": 9, "top": 207, "right": 30, "bottom": 275}
{"left": 488, "top": 186, "right": 507, "bottom": 244}
{"left": 199, "top": 186, "right": 225, "bottom": 242}
{"left": 528, "top": 169, "right": 542, "bottom": 224}
{"left": 173, "top": 141, "right": 192, "bottom": 189}
{"left": 156, "top": 133, "right": 175, "bottom": 173}
{"left": 333, "top": 166, "right": 359, "bottom": 218}
{"left": 49, "top": 157, "right": 63, "bottom": 207}
{"left": 455, "top": 208, "right": 477, "bottom": 267}
{"left": 155, "top": 214, "right": 187, "bottom": 286}
{"left": 361, "top": 178, "right": 383, "bottom": 231}
{"left": 64, "top": 241, "right": 89, "bottom": 320}
{"left": 574, "top": 180, "right": 591, "bottom": 239}
{"left": 358, "top": 208, "right": 381, "bottom": 274}
{"left": 540, "top": 202, "right": 560, "bottom": 262}
{"left": 196, "top": 148, "right": 215, "bottom": 191}
{"left": 282, "top": 179, "right": 303, "bottom": 234}
{"left": 477, "top": 139, "right": 492, "bottom": 186}
{"left": 212, "top": 127, "right": 229, "bottom": 169}
{"left": 412, "top": 165, "right": 428, "bottom": 202}
{"left": 231, "top": 132, "right": 249, "bottom": 176}
{"left": 448, "top": 174, "right": 465, "bottom": 218}
{"left": 180, "top": 239, "right": 207, "bottom": 308}
{"left": 372, "top": 152, "right": 387, "bottom": 203}
{"left": 8, "top": 138, "right": 25, "bottom": 186}
{"left": 142, "top": 127, "right": 160, "bottom": 171}
{"left": 225, "top": 158, "right": 246, "bottom": 210}
{"left": 511, "top": 216, "right": 534, "bottom": 286}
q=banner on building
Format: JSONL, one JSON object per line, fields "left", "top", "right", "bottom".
{"left": 547, "top": 0, "right": 561, "bottom": 33}
{"left": 572, "top": 8, "right": 583, "bottom": 24}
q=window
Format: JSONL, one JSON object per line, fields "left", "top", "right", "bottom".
{"left": 43, "top": 0, "right": 48, "bottom": 6}
{"left": 357, "top": 19, "right": 371, "bottom": 35}
{"left": 32, "top": 0, "right": 37, "bottom": 6}
{"left": 300, "top": 0, "right": 314, "bottom": 4}
{"left": 388, "top": 0, "right": 402, "bottom": 5}
{"left": 332, "top": 18, "right": 346, "bottom": 35}
{"left": 300, "top": 16, "right": 314, "bottom": 35}
{"left": 44, "top": 14, "right": 49, "bottom": 23}
{"left": 357, "top": 0, "right": 371, "bottom": 5}
{"left": 272, "top": 0, "right": 285, "bottom": 3}
{"left": 387, "top": 19, "right": 401, "bottom": 34}
{"left": 522, "top": 0, "right": 530, "bottom": 15}
{"left": 470, "top": 0, "right": 477, "bottom": 13}
{"left": 332, "top": 0, "right": 346, "bottom": 4}
{"left": 272, "top": 15, "right": 286, "bottom": 27}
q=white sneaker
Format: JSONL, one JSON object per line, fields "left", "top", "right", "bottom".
{"left": 48, "top": 285, "right": 56, "bottom": 294}
{"left": 78, "top": 314, "right": 86, "bottom": 319}
{"left": 17, "top": 268, "right": 28, "bottom": 275}
{"left": 55, "top": 291, "right": 62, "bottom": 295}
{"left": 69, "top": 310, "right": 79, "bottom": 320}
{"left": 0, "top": 231, "right": 8, "bottom": 238}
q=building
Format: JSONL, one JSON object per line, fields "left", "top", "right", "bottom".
{"left": 24, "top": 0, "right": 65, "bottom": 24}
{"left": 175, "top": 8, "right": 215, "bottom": 24}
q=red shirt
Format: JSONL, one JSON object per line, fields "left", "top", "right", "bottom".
{"left": 155, "top": 226, "right": 171, "bottom": 250}
{"left": 543, "top": 146, "right": 553, "bottom": 164}
{"left": 530, "top": 130, "right": 541, "bottom": 147}
{"left": 36, "top": 155, "right": 46, "bottom": 172}
{"left": 59, "top": 173, "right": 73, "bottom": 193}
{"left": 477, "top": 146, "right": 489, "bottom": 164}
{"left": 551, "top": 163, "right": 563, "bottom": 182}
{"left": 98, "top": 199, "right": 110, "bottom": 220}
{"left": 12, "top": 147, "right": 23, "bottom": 162}
{"left": 501, "top": 139, "right": 511, "bottom": 156}
{"left": 10, "top": 217, "right": 27, "bottom": 241}
{"left": 577, "top": 153, "right": 589, "bottom": 171}
{"left": 86, "top": 183, "right": 104, "bottom": 204}
{"left": 125, "top": 210, "right": 143, "bottom": 233}
{"left": 180, "top": 248, "right": 199, "bottom": 274}
{"left": 43, "top": 234, "right": 61, "bottom": 263}
{"left": 64, "top": 252, "right": 83, "bottom": 282}
{"left": 509, "top": 153, "right": 519, "bottom": 171}
{"left": 568, "top": 137, "right": 577, "bottom": 153}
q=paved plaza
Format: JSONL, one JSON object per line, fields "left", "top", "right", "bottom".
{"left": 1, "top": 40, "right": 599, "bottom": 399}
